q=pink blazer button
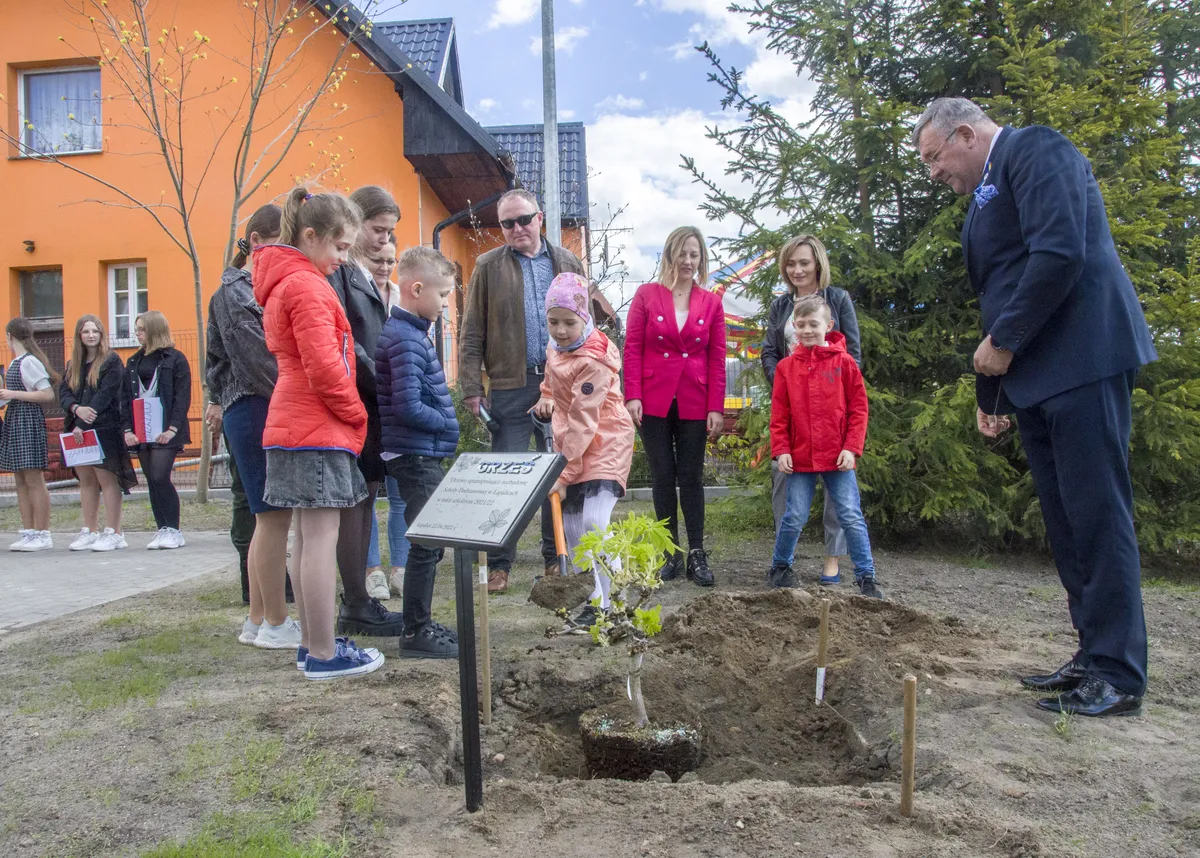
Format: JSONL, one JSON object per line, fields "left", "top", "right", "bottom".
{"left": 698, "top": 319, "right": 704, "bottom": 325}
{"left": 663, "top": 352, "right": 669, "bottom": 358}
{"left": 657, "top": 315, "right": 664, "bottom": 322}
{"left": 682, "top": 353, "right": 689, "bottom": 358}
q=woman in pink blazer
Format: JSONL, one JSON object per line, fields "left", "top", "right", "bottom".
{"left": 624, "top": 226, "right": 727, "bottom": 586}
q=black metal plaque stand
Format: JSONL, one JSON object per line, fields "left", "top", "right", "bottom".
{"left": 405, "top": 452, "right": 565, "bottom": 813}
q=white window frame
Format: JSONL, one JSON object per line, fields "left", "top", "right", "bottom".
{"left": 16, "top": 65, "right": 103, "bottom": 158}
{"left": 107, "top": 262, "right": 148, "bottom": 347}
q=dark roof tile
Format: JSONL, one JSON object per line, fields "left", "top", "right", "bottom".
{"left": 376, "top": 18, "right": 453, "bottom": 88}
{"left": 485, "top": 123, "right": 589, "bottom": 222}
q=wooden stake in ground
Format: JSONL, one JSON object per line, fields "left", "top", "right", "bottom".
{"left": 901, "top": 674, "right": 917, "bottom": 817}
{"left": 815, "top": 599, "right": 831, "bottom": 705}
{"left": 478, "top": 551, "right": 492, "bottom": 726}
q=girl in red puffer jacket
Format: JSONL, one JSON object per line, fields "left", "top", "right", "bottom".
{"left": 252, "top": 185, "right": 384, "bottom": 681}
{"left": 768, "top": 293, "right": 884, "bottom": 600}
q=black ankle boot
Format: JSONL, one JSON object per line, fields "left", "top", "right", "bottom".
{"left": 687, "top": 549, "right": 714, "bottom": 587}
{"left": 658, "top": 552, "right": 684, "bottom": 581}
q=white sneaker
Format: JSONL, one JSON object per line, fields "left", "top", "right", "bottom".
{"left": 22, "top": 531, "right": 53, "bottom": 552}
{"left": 9, "top": 530, "right": 33, "bottom": 551}
{"left": 91, "top": 528, "right": 128, "bottom": 552}
{"left": 365, "top": 569, "right": 390, "bottom": 600}
{"left": 254, "top": 617, "right": 303, "bottom": 649}
{"left": 69, "top": 528, "right": 99, "bottom": 551}
{"left": 160, "top": 528, "right": 186, "bottom": 549}
{"left": 389, "top": 567, "right": 405, "bottom": 597}
{"left": 238, "top": 617, "right": 261, "bottom": 645}
{"left": 147, "top": 528, "right": 168, "bottom": 550}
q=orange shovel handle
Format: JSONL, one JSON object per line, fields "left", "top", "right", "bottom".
{"left": 550, "top": 492, "right": 569, "bottom": 575}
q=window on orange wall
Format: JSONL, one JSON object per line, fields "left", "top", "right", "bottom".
{"left": 108, "top": 262, "right": 148, "bottom": 346}
{"left": 17, "top": 66, "right": 102, "bottom": 156}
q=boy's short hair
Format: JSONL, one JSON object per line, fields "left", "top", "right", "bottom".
{"left": 395, "top": 245, "right": 456, "bottom": 285}
{"left": 793, "top": 292, "right": 831, "bottom": 320}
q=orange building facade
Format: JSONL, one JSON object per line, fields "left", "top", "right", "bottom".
{"left": 0, "top": 2, "right": 589, "bottom": 407}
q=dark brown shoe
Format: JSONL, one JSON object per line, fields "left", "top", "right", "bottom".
{"left": 487, "top": 568, "right": 510, "bottom": 595}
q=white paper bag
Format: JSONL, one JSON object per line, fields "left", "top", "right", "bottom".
{"left": 133, "top": 396, "right": 164, "bottom": 443}
{"left": 60, "top": 430, "right": 104, "bottom": 467}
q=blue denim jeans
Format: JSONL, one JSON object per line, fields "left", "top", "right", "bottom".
{"left": 366, "top": 475, "right": 410, "bottom": 569}
{"left": 772, "top": 469, "right": 876, "bottom": 581}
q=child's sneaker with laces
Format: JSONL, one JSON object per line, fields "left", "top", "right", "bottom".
{"left": 303, "top": 639, "right": 385, "bottom": 680}
{"left": 858, "top": 577, "right": 885, "bottom": 600}
{"left": 296, "top": 637, "right": 380, "bottom": 671}
{"left": 399, "top": 621, "right": 458, "bottom": 659}
{"left": 254, "top": 617, "right": 303, "bottom": 649}
{"left": 69, "top": 528, "right": 99, "bottom": 551}
{"left": 91, "top": 528, "right": 127, "bottom": 552}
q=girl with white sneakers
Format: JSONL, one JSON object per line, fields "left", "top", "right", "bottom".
{"left": 122, "top": 311, "right": 191, "bottom": 551}
{"left": 59, "top": 315, "right": 137, "bottom": 552}
{"left": 1, "top": 318, "right": 58, "bottom": 552}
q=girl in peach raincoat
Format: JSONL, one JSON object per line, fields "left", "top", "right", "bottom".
{"left": 532, "top": 273, "right": 635, "bottom": 631}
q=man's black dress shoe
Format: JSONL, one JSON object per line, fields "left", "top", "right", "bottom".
{"left": 337, "top": 597, "right": 405, "bottom": 637}
{"left": 1035, "top": 676, "right": 1142, "bottom": 718}
{"left": 1020, "top": 658, "right": 1087, "bottom": 692}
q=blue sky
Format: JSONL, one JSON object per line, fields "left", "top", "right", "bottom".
{"left": 382, "top": 0, "right": 815, "bottom": 302}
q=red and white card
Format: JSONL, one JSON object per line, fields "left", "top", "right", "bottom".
{"left": 60, "top": 430, "right": 104, "bottom": 467}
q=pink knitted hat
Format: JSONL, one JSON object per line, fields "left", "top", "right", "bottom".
{"left": 544, "top": 272, "right": 592, "bottom": 322}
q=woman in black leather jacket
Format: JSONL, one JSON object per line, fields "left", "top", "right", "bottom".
{"left": 760, "top": 233, "right": 862, "bottom": 584}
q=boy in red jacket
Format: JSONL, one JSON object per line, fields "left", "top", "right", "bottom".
{"left": 769, "top": 294, "right": 884, "bottom": 598}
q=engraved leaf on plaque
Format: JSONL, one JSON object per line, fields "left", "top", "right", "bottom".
{"left": 479, "top": 508, "right": 510, "bottom": 536}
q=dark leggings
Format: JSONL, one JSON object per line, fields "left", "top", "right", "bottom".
{"left": 639, "top": 401, "right": 708, "bottom": 551}
{"left": 336, "top": 481, "right": 379, "bottom": 607}
{"left": 138, "top": 445, "right": 180, "bottom": 530}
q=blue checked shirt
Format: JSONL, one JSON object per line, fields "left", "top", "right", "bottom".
{"left": 518, "top": 242, "right": 555, "bottom": 367}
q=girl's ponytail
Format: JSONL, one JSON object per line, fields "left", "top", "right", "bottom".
{"left": 279, "top": 185, "right": 312, "bottom": 248}
{"left": 230, "top": 203, "right": 282, "bottom": 269}
{"left": 279, "top": 184, "right": 362, "bottom": 250}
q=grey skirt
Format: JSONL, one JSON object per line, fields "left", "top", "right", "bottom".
{"left": 264, "top": 448, "right": 367, "bottom": 509}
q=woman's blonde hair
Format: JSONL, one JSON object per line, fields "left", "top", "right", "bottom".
{"left": 137, "top": 310, "right": 174, "bottom": 353}
{"left": 66, "top": 314, "right": 111, "bottom": 392}
{"left": 657, "top": 226, "right": 708, "bottom": 288}
{"left": 778, "top": 233, "right": 831, "bottom": 295}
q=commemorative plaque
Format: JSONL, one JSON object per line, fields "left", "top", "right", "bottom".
{"left": 407, "top": 451, "right": 565, "bottom": 813}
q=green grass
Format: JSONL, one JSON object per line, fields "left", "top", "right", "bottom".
{"left": 17, "top": 617, "right": 238, "bottom": 714}
{"left": 140, "top": 812, "right": 350, "bottom": 858}
{"left": 1143, "top": 577, "right": 1200, "bottom": 595}
{"left": 1027, "top": 585, "right": 1059, "bottom": 603}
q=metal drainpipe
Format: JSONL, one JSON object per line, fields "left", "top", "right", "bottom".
{"left": 430, "top": 187, "right": 513, "bottom": 365}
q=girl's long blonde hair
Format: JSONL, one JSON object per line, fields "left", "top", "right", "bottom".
{"left": 137, "top": 310, "right": 174, "bottom": 353}
{"left": 66, "top": 314, "right": 111, "bottom": 392}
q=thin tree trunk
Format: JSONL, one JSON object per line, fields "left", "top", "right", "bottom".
{"left": 629, "top": 651, "right": 648, "bottom": 728}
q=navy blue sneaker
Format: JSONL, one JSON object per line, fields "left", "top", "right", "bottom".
{"left": 303, "top": 639, "right": 385, "bottom": 680}
{"left": 296, "top": 637, "right": 379, "bottom": 671}
{"left": 819, "top": 572, "right": 841, "bottom": 586}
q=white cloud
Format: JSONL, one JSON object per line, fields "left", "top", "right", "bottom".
{"left": 585, "top": 108, "right": 778, "bottom": 303}
{"left": 530, "top": 25, "right": 590, "bottom": 56}
{"left": 560, "top": 108, "right": 577, "bottom": 119}
{"left": 638, "top": 70, "right": 648, "bottom": 82}
{"left": 475, "top": 97, "right": 500, "bottom": 113}
{"left": 595, "top": 94, "right": 645, "bottom": 113}
{"left": 486, "top": 0, "right": 538, "bottom": 29}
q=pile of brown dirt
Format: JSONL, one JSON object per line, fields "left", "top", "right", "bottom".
{"left": 494, "top": 588, "right": 988, "bottom": 788}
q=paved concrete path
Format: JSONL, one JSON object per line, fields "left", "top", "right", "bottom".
{"left": 0, "top": 531, "right": 236, "bottom": 633}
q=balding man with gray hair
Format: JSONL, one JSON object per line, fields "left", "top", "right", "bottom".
{"left": 914, "top": 96, "right": 1157, "bottom": 718}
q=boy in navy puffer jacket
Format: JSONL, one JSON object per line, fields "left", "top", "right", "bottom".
{"left": 375, "top": 246, "right": 461, "bottom": 658}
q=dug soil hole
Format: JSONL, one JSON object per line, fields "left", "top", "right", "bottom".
{"left": 494, "top": 589, "right": 985, "bottom": 788}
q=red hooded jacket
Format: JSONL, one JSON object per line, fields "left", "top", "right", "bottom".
{"left": 769, "top": 331, "right": 868, "bottom": 472}
{"left": 253, "top": 245, "right": 366, "bottom": 454}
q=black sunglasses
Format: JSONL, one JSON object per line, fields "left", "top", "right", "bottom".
{"left": 500, "top": 212, "right": 539, "bottom": 230}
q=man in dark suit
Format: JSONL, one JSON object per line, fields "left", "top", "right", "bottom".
{"left": 913, "top": 97, "right": 1158, "bottom": 717}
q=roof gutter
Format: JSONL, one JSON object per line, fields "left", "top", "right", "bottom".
{"left": 430, "top": 186, "right": 514, "bottom": 363}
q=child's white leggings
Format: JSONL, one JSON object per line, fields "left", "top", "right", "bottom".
{"left": 561, "top": 488, "right": 620, "bottom": 609}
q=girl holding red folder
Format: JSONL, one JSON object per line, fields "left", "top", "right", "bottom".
{"left": 59, "top": 315, "right": 136, "bottom": 552}
{"left": 121, "top": 311, "right": 192, "bottom": 550}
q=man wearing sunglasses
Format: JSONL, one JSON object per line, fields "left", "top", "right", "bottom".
{"left": 459, "top": 188, "right": 586, "bottom": 594}
{"left": 913, "top": 97, "right": 1156, "bottom": 718}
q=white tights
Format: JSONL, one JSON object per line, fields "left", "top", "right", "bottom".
{"left": 561, "top": 488, "right": 620, "bottom": 609}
